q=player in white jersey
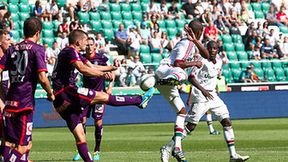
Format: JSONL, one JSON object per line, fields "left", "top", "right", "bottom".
{"left": 157, "top": 20, "right": 209, "bottom": 162}
{"left": 162, "top": 41, "right": 250, "bottom": 162}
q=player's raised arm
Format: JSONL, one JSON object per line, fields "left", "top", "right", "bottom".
{"left": 189, "top": 75, "right": 213, "bottom": 100}
{"left": 85, "top": 61, "right": 117, "bottom": 72}
{"left": 73, "top": 60, "right": 107, "bottom": 77}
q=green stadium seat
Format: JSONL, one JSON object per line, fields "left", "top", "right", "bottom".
{"left": 43, "top": 38, "right": 54, "bottom": 47}
{"left": 241, "top": 62, "right": 250, "bottom": 70}
{"left": 11, "top": 30, "right": 20, "bottom": 42}
{"left": 90, "top": 21, "right": 102, "bottom": 32}
{"left": 123, "top": 20, "right": 133, "bottom": 28}
{"left": 102, "top": 29, "right": 114, "bottom": 41}
{"left": 165, "top": 20, "right": 176, "bottom": 28}
{"left": 43, "top": 21, "right": 53, "bottom": 30}
{"left": 227, "top": 52, "right": 237, "bottom": 61}
{"left": 52, "top": 20, "right": 61, "bottom": 32}
{"left": 222, "top": 64, "right": 229, "bottom": 71}
{"left": 89, "top": 12, "right": 100, "bottom": 21}
{"left": 122, "top": 12, "right": 133, "bottom": 21}
{"left": 133, "top": 19, "right": 141, "bottom": 26}
{"left": 167, "top": 28, "right": 177, "bottom": 39}
{"left": 42, "top": 30, "right": 54, "bottom": 38}
{"left": 13, "top": 22, "right": 20, "bottom": 30}
{"left": 272, "top": 61, "right": 282, "bottom": 69}
{"left": 11, "top": 13, "right": 19, "bottom": 22}
{"left": 140, "top": 45, "right": 150, "bottom": 53}
{"left": 157, "top": 20, "right": 166, "bottom": 29}
{"left": 131, "top": 3, "right": 142, "bottom": 12}
{"left": 253, "top": 68, "right": 264, "bottom": 80}
{"left": 279, "top": 26, "right": 288, "bottom": 33}
{"left": 274, "top": 68, "right": 285, "bottom": 81}
{"left": 101, "top": 20, "right": 113, "bottom": 29}
{"left": 251, "top": 61, "right": 261, "bottom": 69}
{"left": 141, "top": 3, "right": 148, "bottom": 12}
{"left": 254, "top": 11, "right": 264, "bottom": 19}
{"left": 18, "top": 13, "right": 30, "bottom": 21}
{"left": 132, "top": 11, "right": 142, "bottom": 20}
{"left": 8, "top": 4, "right": 18, "bottom": 13}
{"left": 232, "top": 68, "right": 242, "bottom": 81}
{"left": 100, "top": 12, "right": 111, "bottom": 20}
{"left": 19, "top": 4, "right": 30, "bottom": 13}
{"left": 237, "top": 51, "right": 248, "bottom": 60}
{"left": 234, "top": 43, "right": 245, "bottom": 51}
{"left": 251, "top": 3, "right": 261, "bottom": 11}
{"left": 111, "top": 12, "right": 122, "bottom": 20}
{"left": 121, "top": 3, "right": 131, "bottom": 12}
{"left": 112, "top": 20, "right": 122, "bottom": 30}
{"left": 151, "top": 53, "right": 162, "bottom": 63}
{"left": 110, "top": 3, "right": 121, "bottom": 12}
{"left": 230, "top": 62, "right": 241, "bottom": 69}
{"left": 231, "top": 34, "right": 242, "bottom": 43}
{"left": 222, "top": 69, "right": 233, "bottom": 83}
{"left": 246, "top": 3, "right": 252, "bottom": 11}
{"left": 140, "top": 0, "right": 149, "bottom": 3}
{"left": 261, "top": 3, "right": 270, "bottom": 13}
{"left": 8, "top": 0, "right": 18, "bottom": 4}
{"left": 261, "top": 61, "right": 272, "bottom": 70}
{"left": 140, "top": 53, "right": 152, "bottom": 63}
{"left": 78, "top": 12, "right": 90, "bottom": 24}
{"left": 221, "top": 34, "right": 232, "bottom": 43}
{"left": 20, "top": 0, "right": 28, "bottom": 3}
{"left": 57, "top": 0, "right": 66, "bottom": 8}
{"left": 19, "top": 21, "right": 24, "bottom": 29}
{"left": 224, "top": 44, "right": 235, "bottom": 52}
{"left": 265, "top": 68, "right": 276, "bottom": 82}
{"left": 175, "top": 19, "right": 185, "bottom": 29}
{"left": 284, "top": 68, "right": 288, "bottom": 81}
{"left": 162, "top": 52, "right": 170, "bottom": 58}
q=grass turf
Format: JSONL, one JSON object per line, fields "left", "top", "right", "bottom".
{"left": 30, "top": 118, "right": 288, "bottom": 162}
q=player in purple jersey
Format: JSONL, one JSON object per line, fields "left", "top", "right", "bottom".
{"left": 0, "top": 18, "right": 55, "bottom": 162}
{"left": 52, "top": 30, "right": 154, "bottom": 162}
{"left": 72, "top": 37, "right": 114, "bottom": 161}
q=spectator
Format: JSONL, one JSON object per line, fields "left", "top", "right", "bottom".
{"left": 238, "top": 9, "right": 249, "bottom": 25}
{"left": 45, "top": 0, "right": 62, "bottom": 21}
{"left": 69, "top": 19, "right": 83, "bottom": 32}
{"left": 276, "top": 6, "right": 288, "bottom": 26}
{"left": 239, "top": 66, "right": 256, "bottom": 83}
{"left": 33, "top": 0, "right": 50, "bottom": 21}
{"left": 44, "top": 43, "right": 56, "bottom": 79}
{"left": 115, "top": 24, "right": 129, "bottom": 55}
{"left": 131, "top": 55, "right": 145, "bottom": 83}
{"left": 149, "top": 31, "right": 162, "bottom": 53}
{"left": 139, "top": 22, "right": 150, "bottom": 45}
{"left": 227, "top": 9, "right": 241, "bottom": 26}
{"left": 127, "top": 25, "right": 141, "bottom": 57}
{"left": 204, "top": 21, "right": 220, "bottom": 42}
{"left": 261, "top": 38, "right": 279, "bottom": 59}
{"left": 159, "top": 0, "right": 168, "bottom": 20}
{"left": 214, "top": 15, "right": 229, "bottom": 34}
{"left": 160, "top": 32, "right": 169, "bottom": 50}
{"left": 56, "top": 32, "right": 69, "bottom": 49}
{"left": 95, "top": 32, "right": 108, "bottom": 54}
{"left": 230, "top": 22, "right": 241, "bottom": 35}
{"left": 261, "top": 21, "right": 270, "bottom": 38}
{"left": 181, "top": 0, "right": 197, "bottom": 19}
{"left": 281, "top": 36, "right": 288, "bottom": 58}
{"left": 265, "top": 29, "right": 278, "bottom": 47}
{"left": 245, "top": 29, "right": 257, "bottom": 51}
{"left": 168, "top": 31, "right": 182, "bottom": 50}
{"left": 252, "top": 46, "right": 261, "bottom": 60}
{"left": 149, "top": 15, "right": 159, "bottom": 29}
{"left": 119, "top": 64, "right": 137, "bottom": 87}
{"left": 51, "top": 41, "right": 60, "bottom": 57}
{"left": 167, "top": 0, "right": 180, "bottom": 20}
{"left": 3, "top": 11, "right": 14, "bottom": 30}
{"left": 58, "top": 18, "right": 70, "bottom": 37}
{"left": 150, "top": 22, "right": 161, "bottom": 38}
{"left": 146, "top": 0, "right": 160, "bottom": 19}
{"left": 266, "top": 5, "right": 284, "bottom": 27}
{"left": 200, "top": 8, "right": 212, "bottom": 26}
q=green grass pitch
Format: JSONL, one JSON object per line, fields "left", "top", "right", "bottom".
{"left": 30, "top": 118, "right": 288, "bottom": 162}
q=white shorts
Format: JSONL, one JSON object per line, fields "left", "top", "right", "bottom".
{"left": 156, "top": 85, "right": 185, "bottom": 113}
{"left": 186, "top": 99, "right": 230, "bottom": 124}
{"left": 155, "top": 65, "right": 188, "bottom": 82}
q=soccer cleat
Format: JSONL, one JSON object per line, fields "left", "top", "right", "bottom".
{"left": 160, "top": 146, "right": 171, "bottom": 162}
{"left": 157, "top": 78, "right": 183, "bottom": 86}
{"left": 93, "top": 151, "right": 100, "bottom": 161}
{"left": 138, "top": 87, "right": 155, "bottom": 109}
{"left": 230, "top": 153, "right": 250, "bottom": 162}
{"left": 72, "top": 153, "right": 81, "bottom": 161}
{"left": 172, "top": 147, "right": 187, "bottom": 162}
{"left": 210, "top": 130, "right": 221, "bottom": 135}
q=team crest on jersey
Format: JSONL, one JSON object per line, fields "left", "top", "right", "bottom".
{"left": 26, "top": 122, "right": 33, "bottom": 135}
{"left": 77, "top": 88, "right": 89, "bottom": 96}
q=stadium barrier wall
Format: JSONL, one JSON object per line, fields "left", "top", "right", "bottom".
{"left": 34, "top": 90, "right": 288, "bottom": 128}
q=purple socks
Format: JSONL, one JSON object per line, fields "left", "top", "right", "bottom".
{"left": 107, "top": 95, "right": 142, "bottom": 106}
{"left": 3, "top": 146, "right": 23, "bottom": 162}
{"left": 77, "top": 142, "right": 93, "bottom": 162}
{"left": 94, "top": 125, "right": 103, "bottom": 152}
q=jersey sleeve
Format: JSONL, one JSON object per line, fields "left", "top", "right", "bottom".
{"left": 79, "top": 53, "right": 88, "bottom": 64}
{"left": 170, "top": 41, "right": 187, "bottom": 64}
{"left": 36, "top": 46, "right": 48, "bottom": 72}
{"left": 0, "top": 48, "right": 11, "bottom": 70}
{"left": 68, "top": 49, "right": 85, "bottom": 64}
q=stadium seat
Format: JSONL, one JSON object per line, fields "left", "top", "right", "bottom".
{"left": 122, "top": 12, "right": 133, "bottom": 21}
{"left": 272, "top": 61, "right": 282, "bottom": 69}
{"left": 253, "top": 68, "right": 264, "bottom": 80}
{"left": 151, "top": 53, "right": 162, "bottom": 63}
{"left": 232, "top": 68, "right": 242, "bottom": 81}
{"left": 261, "top": 61, "right": 272, "bottom": 71}
{"left": 131, "top": 3, "right": 142, "bottom": 12}
{"left": 167, "top": 28, "right": 177, "bottom": 39}
{"left": 8, "top": 4, "right": 18, "bottom": 13}
{"left": 222, "top": 69, "right": 233, "bottom": 83}
{"left": 11, "top": 13, "right": 19, "bottom": 22}
{"left": 43, "top": 21, "right": 54, "bottom": 30}
{"left": 261, "top": 3, "right": 270, "bottom": 13}
{"left": 8, "top": 0, "right": 18, "bottom": 4}
{"left": 231, "top": 34, "right": 242, "bottom": 43}
{"left": 123, "top": 20, "right": 133, "bottom": 28}
{"left": 254, "top": 11, "right": 264, "bottom": 19}
{"left": 133, "top": 19, "right": 141, "bottom": 26}
{"left": 89, "top": 12, "right": 100, "bottom": 21}
{"left": 224, "top": 44, "right": 235, "bottom": 52}
{"left": 175, "top": 19, "right": 186, "bottom": 29}
{"left": 10, "top": 30, "right": 20, "bottom": 42}
{"left": 251, "top": 61, "right": 261, "bottom": 69}
{"left": 229, "top": 62, "right": 241, "bottom": 69}
{"left": 100, "top": 12, "right": 111, "bottom": 20}
{"left": 241, "top": 62, "right": 250, "bottom": 70}
{"left": 132, "top": 11, "right": 142, "bottom": 20}
{"left": 227, "top": 52, "right": 237, "bottom": 61}
{"left": 234, "top": 43, "right": 245, "bottom": 51}
{"left": 251, "top": 3, "right": 261, "bottom": 11}
{"left": 221, "top": 34, "right": 232, "bottom": 43}
{"left": 237, "top": 51, "right": 248, "bottom": 60}
{"left": 121, "top": 3, "right": 131, "bottom": 12}
{"left": 78, "top": 12, "right": 90, "bottom": 24}
{"left": 13, "top": 22, "right": 20, "bottom": 30}
{"left": 43, "top": 38, "right": 54, "bottom": 47}
{"left": 90, "top": 21, "right": 102, "bottom": 32}
{"left": 284, "top": 68, "right": 288, "bottom": 81}
{"left": 141, "top": 3, "right": 148, "bottom": 11}
{"left": 157, "top": 20, "right": 166, "bottom": 29}
{"left": 140, "top": 53, "right": 152, "bottom": 63}
{"left": 274, "top": 68, "right": 285, "bottom": 81}
{"left": 165, "top": 20, "right": 176, "bottom": 28}
{"left": 279, "top": 26, "right": 288, "bottom": 33}
{"left": 246, "top": 3, "right": 252, "bottom": 11}
{"left": 52, "top": 20, "right": 61, "bottom": 32}
{"left": 265, "top": 68, "right": 276, "bottom": 82}
{"left": 162, "top": 52, "right": 170, "bottom": 58}
{"left": 19, "top": 4, "right": 30, "bottom": 13}
{"left": 57, "top": 0, "right": 66, "bottom": 7}
{"left": 112, "top": 20, "right": 122, "bottom": 30}
{"left": 20, "top": 0, "right": 29, "bottom": 3}
{"left": 42, "top": 30, "right": 54, "bottom": 38}
{"left": 222, "top": 64, "right": 229, "bottom": 71}
{"left": 101, "top": 20, "right": 113, "bottom": 29}
{"left": 111, "top": 12, "right": 122, "bottom": 20}
{"left": 140, "top": 45, "right": 150, "bottom": 53}
{"left": 18, "top": 13, "right": 30, "bottom": 21}
{"left": 110, "top": 3, "right": 121, "bottom": 12}
{"left": 102, "top": 29, "right": 114, "bottom": 41}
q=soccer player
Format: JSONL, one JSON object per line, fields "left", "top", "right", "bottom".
{"left": 72, "top": 37, "right": 114, "bottom": 161}
{"left": 0, "top": 17, "right": 55, "bottom": 162}
{"left": 52, "top": 29, "right": 154, "bottom": 162}
{"left": 161, "top": 41, "right": 250, "bottom": 162}
{"left": 157, "top": 20, "right": 209, "bottom": 162}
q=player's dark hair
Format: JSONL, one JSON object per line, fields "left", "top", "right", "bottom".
{"left": 188, "top": 20, "right": 203, "bottom": 33}
{"left": 68, "top": 29, "right": 88, "bottom": 45}
{"left": 87, "top": 37, "right": 95, "bottom": 43}
{"left": 0, "top": 29, "right": 9, "bottom": 37}
{"left": 24, "top": 17, "right": 42, "bottom": 38}
{"left": 207, "top": 40, "right": 218, "bottom": 49}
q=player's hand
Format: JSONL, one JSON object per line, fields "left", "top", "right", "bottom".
{"left": 104, "top": 72, "right": 114, "bottom": 81}
{"left": 47, "top": 93, "right": 55, "bottom": 101}
{"left": 185, "top": 25, "right": 197, "bottom": 42}
{"left": 201, "top": 89, "right": 214, "bottom": 100}
{"left": 110, "top": 65, "right": 118, "bottom": 71}
{"left": 195, "top": 61, "right": 202, "bottom": 68}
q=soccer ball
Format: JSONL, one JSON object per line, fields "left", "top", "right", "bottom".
{"left": 140, "top": 74, "right": 156, "bottom": 91}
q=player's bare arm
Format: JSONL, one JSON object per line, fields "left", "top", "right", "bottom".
{"left": 73, "top": 60, "right": 108, "bottom": 77}
{"left": 189, "top": 75, "right": 214, "bottom": 100}
{"left": 85, "top": 61, "right": 118, "bottom": 72}
{"left": 174, "top": 60, "right": 202, "bottom": 69}
{"left": 38, "top": 71, "right": 55, "bottom": 101}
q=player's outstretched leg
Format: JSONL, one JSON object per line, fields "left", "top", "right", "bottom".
{"left": 206, "top": 112, "right": 220, "bottom": 135}
{"left": 172, "top": 113, "right": 187, "bottom": 162}
{"left": 93, "top": 120, "right": 103, "bottom": 161}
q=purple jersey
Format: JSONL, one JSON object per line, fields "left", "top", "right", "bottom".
{"left": 52, "top": 47, "right": 87, "bottom": 93}
{"left": 83, "top": 52, "right": 109, "bottom": 91}
{"left": 0, "top": 40, "right": 47, "bottom": 112}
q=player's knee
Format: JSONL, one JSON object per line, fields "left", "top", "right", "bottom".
{"left": 221, "top": 118, "right": 232, "bottom": 127}
{"left": 92, "top": 92, "right": 109, "bottom": 104}
{"left": 178, "top": 107, "right": 186, "bottom": 114}
{"left": 186, "top": 122, "right": 197, "bottom": 132}
{"left": 16, "top": 145, "right": 30, "bottom": 154}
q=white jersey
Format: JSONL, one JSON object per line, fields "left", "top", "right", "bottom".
{"left": 169, "top": 38, "right": 197, "bottom": 65}
{"left": 191, "top": 58, "right": 223, "bottom": 104}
